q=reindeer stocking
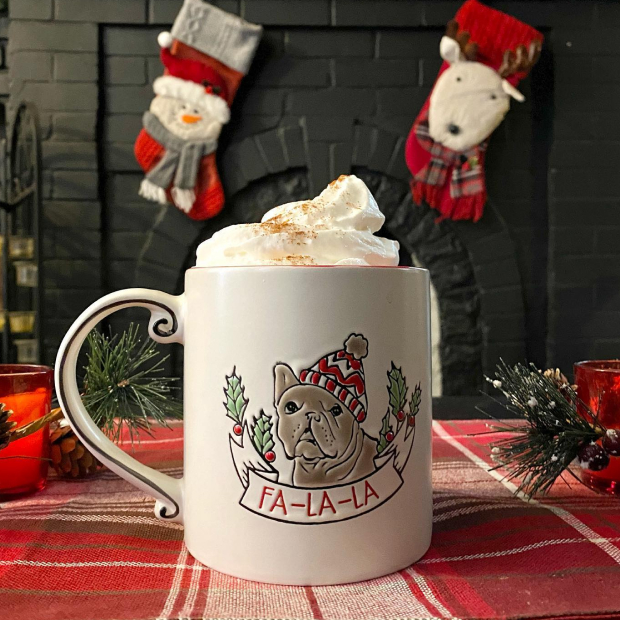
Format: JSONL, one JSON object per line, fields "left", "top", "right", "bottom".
{"left": 406, "top": 0, "right": 542, "bottom": 222}
{"left": 134, "top": 0, "right": 262, "bottom": 220}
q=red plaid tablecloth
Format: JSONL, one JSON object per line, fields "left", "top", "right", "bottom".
{"left": 1, "top": 420, "right": 619, "bottom": 620}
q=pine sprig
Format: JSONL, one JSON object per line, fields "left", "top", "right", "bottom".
{"left": 485, "top": 360, "right": 604, "bottom": 498}
{"left": 81, "top": 323, "right": 182, "bottom": 443}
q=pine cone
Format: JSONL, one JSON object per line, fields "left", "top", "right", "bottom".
{"left": 49, "top": 424, "right": 101, "bottom": 478}
{"left": 0, "top": 403, "right": 16, "bottom": 450}
{"left": 543, "top": 368, "right": 578, "bottom": 391}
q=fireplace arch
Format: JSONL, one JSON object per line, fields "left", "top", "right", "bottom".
{"left": 133, "top": 122, "right": 523, "bottom": 395}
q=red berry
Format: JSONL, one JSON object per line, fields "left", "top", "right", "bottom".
{"left": 233, "top": 424, "right": 243, "bottom": 436}
{"left": 397, "top": 410, "right": 405, "bottom": 421}
{"left": 602, "top": 429, "right": 620, "bottom": 457}
{"left": 264, "top": 450, "right": 276, "bottom": 462}
{"left": 408, "top": 415, "right": 416, "bottom": 427}
{"left": 386, "top": 431, "right": 394, "bottom": 442}
{"left": 577, "top": 442, "right": 610, "bottom": 472}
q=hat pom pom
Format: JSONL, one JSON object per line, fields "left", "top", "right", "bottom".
{"left": 157, "top": 31, "right": 173, "bottom": 48}
{"left": 345, "top": 334, "right": 368, "bottom": 360}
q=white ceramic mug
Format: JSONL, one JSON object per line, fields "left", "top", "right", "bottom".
{"left": 55, "top": 266, "right": 432, "bottom": 585}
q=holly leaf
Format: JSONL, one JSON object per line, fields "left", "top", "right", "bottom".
{"left": 252, "top": 411, "right": 275, "bottom": 455}
{"left": 410, "top": 383, "right": 422, "bottom": 417}
{"left": 377, "top": 410, "right": 392, "bottom": 454}
{"left": 387, "top": 363, "right": 408, "bottom": 417}
{"left": 223, "top": 368, "right": 248, "bottom": 424}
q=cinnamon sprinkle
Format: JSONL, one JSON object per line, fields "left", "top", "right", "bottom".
{"left": 267, "top": 255, "right": 316, "bottom": 265}
{"left": 329, "top": 174, "right": 349, "bottom": 187}
{"left": 254, "top": 218, "right": 318, "bottom": 241}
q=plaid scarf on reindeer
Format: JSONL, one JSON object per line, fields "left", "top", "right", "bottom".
{"left": 413, "top": 111, "right": 486, "bottom": 199}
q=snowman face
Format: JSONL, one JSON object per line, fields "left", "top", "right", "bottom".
{"left": 150, "top": 95, "right": 222, "bottom": 142}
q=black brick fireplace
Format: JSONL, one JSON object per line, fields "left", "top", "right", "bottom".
{"left": 7, "top": 0, "right": 620, "bottom": 397}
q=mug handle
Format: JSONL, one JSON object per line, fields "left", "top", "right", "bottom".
{"left": 55, "top": 288, "right": 185, "bottom": 524}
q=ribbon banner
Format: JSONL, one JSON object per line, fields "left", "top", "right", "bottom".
{"left": 240, "top": 457, "right": 403, "bottom": 524}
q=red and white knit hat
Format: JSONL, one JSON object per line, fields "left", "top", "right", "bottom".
{"left": 299, "top": 334, "right": 369, "bottom": 423}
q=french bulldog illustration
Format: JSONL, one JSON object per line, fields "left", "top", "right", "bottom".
{"left": 274, "top": 334, "right": 377, "bottom": 488}
{"left": 226, "top": 331, "right": 422, "bottom": 527}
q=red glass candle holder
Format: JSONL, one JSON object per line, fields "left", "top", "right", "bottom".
{"left": 574, "top": 360, "right": 620, "bottom": 495}
{"left": 0, "top": 365, "right": 54, "bottom": 499}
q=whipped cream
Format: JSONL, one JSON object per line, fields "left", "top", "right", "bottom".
{"left": 195, "top": 175, "right": 399, "bottom": 266}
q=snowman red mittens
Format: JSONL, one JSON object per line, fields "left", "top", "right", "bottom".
{"left": 134, "top": 0, "right": 262, "bottom": 220}
{"left": 405, "top": 0, "right": 542, "bottom": 222}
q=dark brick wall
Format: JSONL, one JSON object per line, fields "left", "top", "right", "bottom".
{"left": 0, "top": 18, "right": 8, "bottom": 101}
{"left": 545, "top": 3, "right": 620, "bottom": 372}
{"left": 7, "top": 0, "right": 620, "bottom": 382}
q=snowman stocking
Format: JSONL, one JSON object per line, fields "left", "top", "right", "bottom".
{"left": 405, "top": 0, "right": 542, "bottom": 222}
{"left": 134, "top": 0, "right": 262, "bottom": 220}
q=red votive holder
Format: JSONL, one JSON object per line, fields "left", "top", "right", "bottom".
{"left": 0, "top": 365, "right": 54, "bottom": 499}
{"left": 574, "top": 360, "right": 620, "bottom": 495}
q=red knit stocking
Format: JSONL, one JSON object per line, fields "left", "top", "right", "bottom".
{"left": 133, "top": 0, "right": 262, "bottom": 220}
{"left": 405, "top": 0, "right": 543, "bottom": 222}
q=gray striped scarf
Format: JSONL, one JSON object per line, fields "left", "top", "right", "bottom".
{"left": 142, "top": 112, "right": 217, "bottom": 191}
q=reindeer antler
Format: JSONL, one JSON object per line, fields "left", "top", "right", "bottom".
{"left": 498, "top": 40, "right": 542, "bottom": 78}
{"left": 445, "top": 19, "right": 478, "bottom": 61}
